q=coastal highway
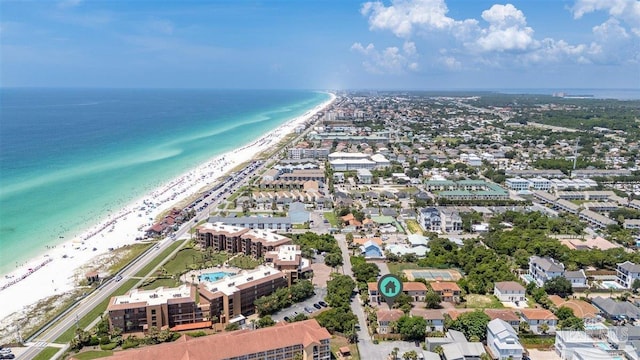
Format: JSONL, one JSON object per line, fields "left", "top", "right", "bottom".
{"left": 20, "top": 159, "right": 263, "bottom": 360}
{"left": 21, "top": 109, "right": 325, "bottom": 360}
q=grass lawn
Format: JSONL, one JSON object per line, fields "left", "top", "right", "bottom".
{"left": 459, "top": 294, "right": 504, "bottom": 309}
{"left": 140, "top": 277, "right": 181, "bottom": 290}
{"left": 293, "top": 223, "right": 310, "bottom": 230}
{"left": 188, "top": 219, "right": 208, "bottom": 234}
{"left": 330, "top": 335, "right": 360, "bottom": 360}
{"left": 107, "top": 243, "right": 153, "bottom": 275}
{"left": 32, "top": 347, "right": 61, "bottom": 360}
{"left": 163, "top": 247, "right": 228, "bottom": 275}
{"left": 163, "top": 248, "right": 205, "bottom": 275}
{"left": 386, "top": 262, "right": 420, "bottom": 276}
{"left": 405, "top": 219, "right": 424, "bottom": 235}
{"left": 55, "top": 278, "right": 139, "bottom": 344}
{"left": 133, "top": 240, "right": 186, "bottom": 278}
{"left": 71, "top": 350, "right": 114, "bottom": 360}
{"left": 228, "top": 254, "right": 262, "bottom": 269}
{"left": 323, "top": 212, "right": 339, "bottom": 227}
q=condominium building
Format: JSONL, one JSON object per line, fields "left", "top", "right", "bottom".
{"left": 99, "top": 319, "right": 332, "bottom": 360}
{"left": 107, "top": 285, "right": 202, "bottom": 333}
{"left": 264, "top": 245, "right": 312, "bottom": 285}
{"left": 199, "top": 266, "right": 288, "bottom": 326}
{"left": 287, "top": 147, "right": 330, "bottom": 160}
{"left": 196, "top": 222, "right": 292, "bottom": 258}
{"left": 616, "top": 261, "right": 640, "bottom": 289}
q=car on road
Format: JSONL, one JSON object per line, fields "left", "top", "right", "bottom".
{"left": 318, "top": 301, "right": 328, "bottom": 307}
{"left": 313, "top": 303, "right": 322, "bottom": 309}
{"left": 115, "top": 275, "right": 123, "bottom": 282}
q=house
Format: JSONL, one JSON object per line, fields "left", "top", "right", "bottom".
{"left": 403, "top": 282, "right": 428, "bottom": 301}
{"left": 484, "top": 310, "right": 521, "bottom": 330}
{"left": 439, "top": 208, "right": 462, "bottom": 233}
{"left": 493, "top": 281, "right": 526, "bottom": 303}
{"left": 616, "top": 261, "right": 640, "bottom": 289}
{"left": 411, "top": 309, "right": 445, "bottom": 332}
{"left": 528, "top": 256, "right": 565, "bottom": 287}
{"left": 357, "top": 168, "right": 373, "bottom": 184}
{"left": 441, "top": 340, "right": 486, "bottom": 360}
{"left": 360, "top": 241, "right": 384, "bottom": 259}
{"left": 564, "top": 270, "right": 588, "bottom": 288}
{"left": 376, "top": 309, "right": 404, "bottom": 334}
{"left": 591, "top": 296, "right": 640, "bottom": 322}
{"left": 418, "top": 207, "right": 441, "bottom": 232}
{"left": 555, "top": 331, "right": 599, "bottom": 360}
{"left": 519, "top": 309, "right": 558, "bottom": 334}
{"left": 486, "top": 319, "right": 524, "bottom": 360}
{"left": 430, "top": 282, "right": 461, "bottom": 303}
{"left": 548, "top": 295, "right": 599, "bottom": 324}
{"left": 368, "top": 282, "right": 427, "bottom": 304}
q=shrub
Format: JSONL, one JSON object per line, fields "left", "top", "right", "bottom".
{"left": 100, "top": 342, "right": 118, "bottom": 351}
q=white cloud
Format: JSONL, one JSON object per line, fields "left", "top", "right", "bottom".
{"left": 351, "top": 41, "right": 419, "bottom": 74}
{"left": 474, "top": 4, "right": 537, "bottom": 52}
{"left": 354, "top": 0, "right": 639, "bottom": 73}
{"left": 361, "top": 0, "right": 477, "bottom": 38}
{"left": 572, "top": 0, "right": 640, "bottom": 35}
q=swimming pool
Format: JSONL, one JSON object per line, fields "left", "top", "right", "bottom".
{"left": 199, "top": 271, "right": 235, "bottom": 282}
{"left": 521, "top": 274, "right": 535, "bottom": 284}
{"left": 601, "top": 281, "right": 625, "bottom": 290}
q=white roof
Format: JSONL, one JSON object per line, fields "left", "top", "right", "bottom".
{"left": 201, "top": 266, "right": 283, "bottom": 296}
{"left": 113, "top": 284, "right": 191, "bottom": 306}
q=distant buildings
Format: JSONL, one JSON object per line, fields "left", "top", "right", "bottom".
{"left": 528, "top": 256, "right": 565, "bottom": 287}
{"left": 424, "top": 179, "right": 509, "bottom": 201}
{"left": 101, "top": 319, "right": 331, "bottom": 360}
{"left": 328, "top": 151, "right": 390, "bottom": 171}
{"left": 417, "top": 207, "right": 462, "bottom": 233}
{"left": 287, "top": 147, "right": 330, "bottom": 160}
{"left": 519, "top": 309, "right": 558, "bottom": 334}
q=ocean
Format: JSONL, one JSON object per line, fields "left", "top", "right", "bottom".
{"left": 0, "top": 89, "right": 330, "bottom": 274}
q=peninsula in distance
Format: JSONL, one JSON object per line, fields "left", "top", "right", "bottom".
{"left": 1, "top": 1, "right": 639, "bottom": 360}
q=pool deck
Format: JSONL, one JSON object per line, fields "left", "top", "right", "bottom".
{"left": 181, "top": 265, "right": 241, "bottom": 284}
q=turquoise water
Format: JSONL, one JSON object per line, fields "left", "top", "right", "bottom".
{"left": 0, "top": 89, "right": 330, "bottom": 274}
{"left": 199, "top": 272, "right": 235, "bottom": 282}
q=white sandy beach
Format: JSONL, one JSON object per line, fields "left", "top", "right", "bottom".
{"left": 0, "top": 93, "right": 335, "bottom": 330}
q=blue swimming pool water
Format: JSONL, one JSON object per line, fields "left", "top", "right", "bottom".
{"left": 199, "top": 271, "right": 235, "bottom": 282}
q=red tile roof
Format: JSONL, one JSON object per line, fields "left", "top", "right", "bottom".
{"left": 99, "top": 320, "right": 330, "bottom": 360}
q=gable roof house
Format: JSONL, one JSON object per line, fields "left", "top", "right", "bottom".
{"left": 487, "top": 319, "right": 524, "bottom": 360}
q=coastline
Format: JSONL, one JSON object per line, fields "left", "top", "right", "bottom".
{"left": 0, "top": 92, "right": 335, "bottom": 326}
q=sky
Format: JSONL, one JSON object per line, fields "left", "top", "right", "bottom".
{"left": 1, "top": 0, "right": 639, "bottom": 89}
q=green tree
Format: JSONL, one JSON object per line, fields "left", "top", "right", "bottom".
{"left": 632, "top": 279, "right": 640, "bottom": 293}
{"left": 449, "top": 310, "right": 490, "bottom": 341}
{"left": 395, "top": 315, "right": 427, "bottom": 341}
{"left": 544, "top": 276, "right": 573, "bottom": 297}
{"left": 324, "top": 253, "right": 343, "bottom": 268}
{"left": 225, "top": 323, "right": 240, "bottom": 331}
{"left": 325, "top": 274, "right": 356, "bottom": 308}
{"left": 539, "top": 323, "right": 550, "bottom": 334}
{"left": 403, "top": 350, "right": 419, "bottom": 360}
{"left": 555, "top": 306, "right": 575, "bottom": 321}
{"left": 257, "top": 315, "right": 276, "bottom": 328}
{"left": 425, "top": 290, "right": 442, "bottom": 309}
{"left": 518, "top": 321, "right": 530, "bottom": 334}
{"left": 559, "top": 316, "right": 584, "bottom": 331}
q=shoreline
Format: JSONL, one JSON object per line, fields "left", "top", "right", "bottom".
{"left": 0, "top": 92, "right": 335, "bottom": 326}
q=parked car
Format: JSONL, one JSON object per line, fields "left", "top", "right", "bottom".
{"left": 2, "top": 354, "right": 15, "bottom": 359}
{"left": 0, "top": 349, "right": 10, "bottom": 355}
{"left": 304, "top": 307, "right": 313, "bottom": 314}
{"left": 313, "top": 303, "right": 322, "bottom": 309}
{"left": 283, "top": 316, "right": 291, "bottom": 322}
{"left": 318, "top": 301, "right": 328, "bottom": 307}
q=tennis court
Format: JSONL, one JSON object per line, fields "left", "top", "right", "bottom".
{"left": 404, "top": 268, "right": 463, "bottom": 282}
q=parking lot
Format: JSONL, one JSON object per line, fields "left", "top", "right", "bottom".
{"left": 270, "top": 286, "right": 328, "bottom": 322}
